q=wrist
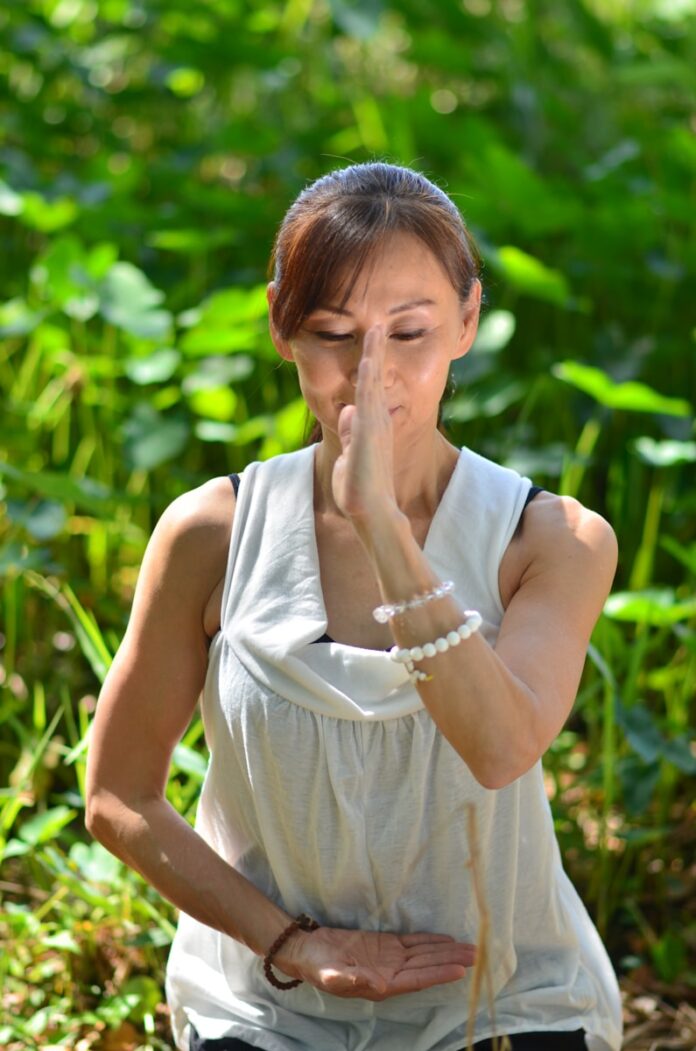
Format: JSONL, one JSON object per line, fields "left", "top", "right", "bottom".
{"left": 262, "top": 913, "right": 320, "bottom": 989}
{"left": 349, "top": 503, "right": 410, "bottom": 558}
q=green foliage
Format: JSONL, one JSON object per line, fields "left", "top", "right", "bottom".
{"left": 1, "top": 0, "right": 695, "bottom": 1045}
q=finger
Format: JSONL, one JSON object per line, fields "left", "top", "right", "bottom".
{"left": 362, "top": 325, "right": 387, "bottom": 387}
{"left": 402, "top": 944, "right": 477, "bottom": 970}
{"left": 400, "top": 932, "right": 456, "bottom": 947}
{"left": 337, "top": 403, "right": 356, "bottom": 450}
{"left": 364, "top": 323, "right": 386, "bottom": 361}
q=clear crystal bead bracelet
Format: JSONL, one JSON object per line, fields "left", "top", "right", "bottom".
{"left": 372, "top": 580, "right": 455, "bottom": 623}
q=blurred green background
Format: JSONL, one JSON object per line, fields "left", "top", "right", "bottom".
{"left": 1, "top": 1, "right": 695, "bottom": 1048}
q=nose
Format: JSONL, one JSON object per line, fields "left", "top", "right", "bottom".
{"left": 348, "top": 332, "right": 396, "bottom": 388}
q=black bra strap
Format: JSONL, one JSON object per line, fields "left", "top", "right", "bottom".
{"left": 228, "top": 473, "right": 240, "bottom": 497}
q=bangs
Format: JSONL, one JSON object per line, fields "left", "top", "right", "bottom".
{"left": 269, "top": 165, "right": 480, "bottom": 340}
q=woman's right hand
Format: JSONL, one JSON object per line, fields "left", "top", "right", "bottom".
{"left": 274, "top": 926, "right": 476, "bottom": 1001}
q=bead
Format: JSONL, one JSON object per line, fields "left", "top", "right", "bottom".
{"left": 372, "top": 580, "right": 455, "bottom": 623}
{"left": 458, "top": 623, "right": 471, "bottom": 639}
{"left": 447, "top": 631, "right": 461, "bottom": 646}
{"left": 422, "top": 642, "right": 437, "bottom": 658}
{"left": 435, "top": 637, "right": 449, "bottom": 652}
{"left": 410, "top": 646, "right": 424, "bottom": 662}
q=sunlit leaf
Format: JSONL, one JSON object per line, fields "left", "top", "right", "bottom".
{"left": 172, "top": 743, "right": 208, "bottom": 781}
{"left": 99, "top": 262, "right": 172, "bottom": 340}
{"left": 121, "top": 404, "right": 190, "bottom": 470}
{"left": 604, "top": 589, "right": 696, "bottom": 625}
{"left": 19, "top": 192, "right": 78, "bottom": 232}
{"left": 0, "top": 297, "right": 46, "bottom": 336}
{"left": 124, "top": 348, "right": 181, "bottom": 385}
{"left": 553, "top": 362, "right": 692, "bottom": 416}
{"left": 18, "top": 805, "right": 77, "bottom": 846}
{"left": 187, "top": 386, "right": 238, "bottom": 422}
{"left": 472, "top": 310, "right": 516, "bottom": 354}
{"left": 444, "top": 379, "right": 525, "bottom": 422}
{"left": 493, "top": 246, "right": 571, "bottom": 306}
{"left": 69, "top": 840, "right": 123, "bottom": 884}
{"left": 195, "top": 421, "right": 238, "bottom": 443}
{"left": 0, "top": 178, "right": 23, "bottom": 215}
{"left": 632, "top": 437, "right": 696, "bottom": 466}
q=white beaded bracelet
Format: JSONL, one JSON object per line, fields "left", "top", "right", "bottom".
{"left": 390, "top": 610, "right": 483, "bottom": 684}
{"left": 372, "top": 580, "right": 454, "bottom": 623}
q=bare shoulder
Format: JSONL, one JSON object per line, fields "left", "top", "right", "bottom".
{"left": 138, "top": 475, "right": 236, "bottom": 621}
{"left": 501, "top": 492, "right": 618, "bottom": 608}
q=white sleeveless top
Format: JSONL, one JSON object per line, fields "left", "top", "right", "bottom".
{"left": 165, "top": 444, "right": 623, "bottom": 1051}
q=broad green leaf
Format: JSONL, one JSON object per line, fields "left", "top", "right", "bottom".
{"left": 69, "top": 840, "right": 123, "bottom": 884}
{"left": 274, "top": 397, "right": 309, "bottom": 451}
{"left": 0, "top": 178, "right": 23, "bottom": 215}
{"left": 0, "top": 541, "right": 55, "bottom": 576}
{"left": 188, "top": 386, "right": 238, "bottom": 422}
{"left": 122, "top": 404, "right": 190, "bottom": 470}
{"left": 604, "top": 589, "right": 696, "bottom": 625}
{"left": 18, "top": 805, "right": 77, "bottom": 846}
{"left": 99, "top": 262, "right": 172, "bottom": 340}
{"left": 0, "top": 297, "right": 46, "bottom": 336}
{"left": 183, "top": 355, "right": 254, "bottom": 391}
{"left": 472, "top": 310, "right": 516, "bottom": 354}
{"left": 632, "top": 437, "right": 696, "bottom": 466}
{"left": 26, "top": 501, "right": 67, "bottom": 539}
{"left": 179, "top": 286, "right": 269, "bottom": 356}
{"left": 166, "top": 67, "right": 205, "bottom": 96}
{"left": 20, "top": 192, "right": 78, "bottom": 232}
{"left": 43, "top": 931, "right": 81, "bottom": 954}
{"left": 553, "top": 362, "right": 692, "bottom": 416}
{"left": 617, "top": 756, "right": 661, "bottom": 815}
{"left": 172, "top": 743, "right": 208, "bottom": 780}
{"left": 661, "top": 737, "right": 696, "bottom": 775}
{"left": 494, "top": 246, "right": 570, "bottom": 306}
{"left": 444, "top": 379, "right": 525, "bottom": 422}
{"left": 195, "top": 421, "right": 238, "bottom": 443}
{"left": 615, "top": 701, "right": 663, "bottom": 763}
{"left": 124, "top": 348, "right": 181, "bottom": 385}
{"left": 0, "top": 462, "right": 113, "bottom": 512}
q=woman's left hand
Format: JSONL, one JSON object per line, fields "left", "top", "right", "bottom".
{"left": 331, "top": 325, "right": 398, "bottom": 525}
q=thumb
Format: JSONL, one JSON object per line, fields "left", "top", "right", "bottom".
{"left": 337, "top": 403, "right": 356, "bottom": 452}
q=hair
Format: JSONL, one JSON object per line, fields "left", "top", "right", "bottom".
{"left": 268, "top": 162, "right": 482, "bottom": 442}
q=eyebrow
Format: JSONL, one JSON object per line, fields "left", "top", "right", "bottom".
{"left": 312, "top": 298, "right": 437, "bottom": 317}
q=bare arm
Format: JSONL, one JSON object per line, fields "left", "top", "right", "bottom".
{"left": 85, "top": 477, "right": 475, "bottom": 998}
{"left": 85, "top": 477, "right": 295, "bottom": 955}
{"left": 335, "top": 325, "right": 618, "bottom": 789}
{"left": 354, "top": 493, "right": 617, "bottom": 789}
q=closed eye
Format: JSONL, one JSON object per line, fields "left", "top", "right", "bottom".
{"left": 393, "top": 329, "right": 427, "bottom": 341}
{"left": 315, "top": 331, "right": 352, "bottom": 342}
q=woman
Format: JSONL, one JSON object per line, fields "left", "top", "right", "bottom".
{"left": 85, "top": 163, "right": 623, "bottom": 1051}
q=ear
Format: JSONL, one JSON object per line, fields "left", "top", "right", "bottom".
{"left": 267, "top": 281, "right": 295, "bottom": 363}
{"left": 452, "top": 279, "right": 482, "bottom": 362}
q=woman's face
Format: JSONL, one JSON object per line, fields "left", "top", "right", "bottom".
{"left": 270, "top": 231, "right": 481, "bottom": 444}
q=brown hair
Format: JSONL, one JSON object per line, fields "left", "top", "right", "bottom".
{"left": 269, "top": 161, "right": 483, "bottom": 441}
{"left": 268, "top": 162, "right": 481, "bottom": 442}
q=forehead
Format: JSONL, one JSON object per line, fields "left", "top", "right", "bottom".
{"left": 324, "top": 231, "right": 457, "bottom": 311}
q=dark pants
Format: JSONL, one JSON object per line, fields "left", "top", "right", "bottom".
{"left": 190, "top": 1025, "right": 588, "bottom": 1050}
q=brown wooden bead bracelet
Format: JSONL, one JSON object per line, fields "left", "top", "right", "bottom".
{"left": 263, "top": 913, "right": 320, "bottom": 990}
